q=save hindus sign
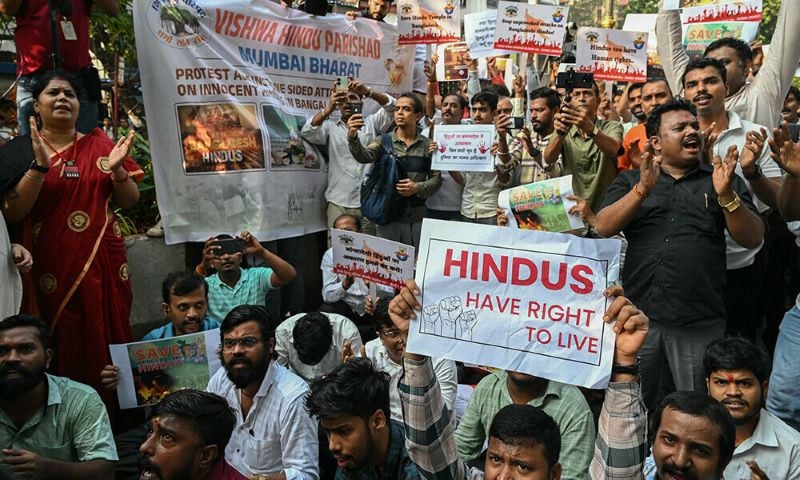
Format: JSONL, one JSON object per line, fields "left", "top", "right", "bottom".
{"left": 408, "top": 219, "right": 622, "bottom": 389}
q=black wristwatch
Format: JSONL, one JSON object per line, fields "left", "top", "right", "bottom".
{"left": 611, "top": 357, "right": 640, "bottom": 376}
{"left": 29, "top": 160, "right": 49, "bottom": 173}
{"left": 743, "top": 164, "right": 763, "bottom": 180}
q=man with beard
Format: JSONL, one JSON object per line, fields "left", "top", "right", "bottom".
{"left": 363, "top": 299, "right": 457, "bottom": 423}
{"left": 0, "top": 315, "right": 117, "bottom": 478}
{"left": 702, "top": 338, "right": 800, "bottom": 479}
{"left": 305, "top": 358, "right": 420, "bottom": 480}
{"left": 138, "top": 390, "right": 247, "bottom": 480}
{"left": 783, "top": 86, "right": 800, "bottom": 142}
{"left": 197, "top": 232, "right": 296, "bottom": 322}
{"left": 345, "top": 0, "right": 392, "bottom": 22}
{"left": 683, "top": 57, "right": 781, "bottom": 343}
{"left": 618, "top": 79, "right": 674, "bottom": 171}
{"left": 302, "top": 79, "right": 395, "bottom": 232}
{"left": 595, "top": 99, "right": 764, "bottom": 411}
{"left": 516, "top": 87, "right": 565, "bottom": 184}
{"left": 207, "top": 305, "right": 318, "bottom": 480}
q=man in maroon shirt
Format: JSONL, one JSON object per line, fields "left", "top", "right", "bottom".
{"left": 0, "top": 0, "right": 120, "bottom": 134}
{"left": 139, "top": 390, "right": 248, "bottom": 480}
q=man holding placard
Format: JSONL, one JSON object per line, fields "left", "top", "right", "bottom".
{"left": 595, "top": 99, "right": 764, "bottom": 411}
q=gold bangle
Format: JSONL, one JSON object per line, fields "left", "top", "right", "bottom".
{"left": 24, "top": 173, "right": 44, "bottom": 183}
{"left": 632, "top": 183, "right": 648, "bottom": 199}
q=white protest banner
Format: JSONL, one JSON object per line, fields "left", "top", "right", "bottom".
{"left": 432, "top": 124, "right": 496, "bottom": 173}
{"left": 110, "top": 330, "right": 221, "bottom": 409}
{"left": 493, "top": 2, "right": 569, "bottom": 56}
{"left": 682, "top": 0, "right": 762, "bottom": 23}
{"left": 134, "top": 1, "right": 415, "bottom": 244}
{"left": 622, "top": 14, "right": 658, "bottom": 56}
{"left": 464, "top": 10, "right": 512, "bottom": 58}
{"left": 397, "top": 0, "right": 461, "bottom": 45}
{"left": 408, "top": 219, "right": 622, "bottom": 389}
{"left": 498, "top": 175, "right": 584, "bottom": 232}
{"left": 331, "top": 230, "right": 415, "bottom": 290}
{"left": 681, "top": 22, "right": 758, "bottom": 58}
{"left": 575, "top": 27, "right": 648, "bottom": 82}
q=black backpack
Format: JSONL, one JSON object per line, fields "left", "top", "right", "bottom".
{"left": 360, "top": 134, "right": 409, "bottom": 226}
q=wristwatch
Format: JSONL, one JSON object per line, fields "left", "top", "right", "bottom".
{"left": 743, "top": 164, "right": 763, "bottom": 180}
{"left": 612, "top": 357, "right": 640, "bottom": 376}
{"left": 718, "top": 192, "right": 742, "bottom": 213}
{"left": 29, "top": 160, "right": 49, "bottom": 173}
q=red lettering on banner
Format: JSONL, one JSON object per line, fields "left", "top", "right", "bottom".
{"left": 442, "top": 249, "right": 595, "bottom": 293}
{"left": 557, "top": 332, "right": 599, "bottom": 353}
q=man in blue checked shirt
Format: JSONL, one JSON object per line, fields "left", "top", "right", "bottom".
{"left": 390, "top": 280, "right": 650, "bottom": 480}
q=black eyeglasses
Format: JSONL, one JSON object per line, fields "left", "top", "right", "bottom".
{"left": 222, "top": 336, "right": 260, "bottom": 351}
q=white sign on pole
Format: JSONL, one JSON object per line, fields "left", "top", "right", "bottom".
{"left": 432, "top": 124, "right": 496, "bottom": 173}
{"left": 464, "top": 10, "right": 512, "bottom": 58}
{"left": 575, "top": 27, "right": 648, "bottom": 82}
{"left": 408, "top": 219, "right": 622, "bottom": 389}
{"left": 331, "top": 229, "right": 415, "bottom": 290}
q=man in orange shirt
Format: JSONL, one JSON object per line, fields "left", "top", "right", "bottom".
{"left": 618, "top": 79, "right": 674, "bottom": 171}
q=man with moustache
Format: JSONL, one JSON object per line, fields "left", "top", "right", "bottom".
{"left": 618, "top": 79, "right": 674, "bottom": 171}
{"left": 424, "top": 94, "right": 468, "bottom": 221}
{"left": 595, "top": 99, "right": 764, "bottom": 411}
{"left": 0, "top": 315, "right": 117, "bottom": 479}
{"left": 682, "top": 57, "right": 781, "bottom": 343}
{"left": 783, "top": 86, "right": 800, "bottom": 142}
{"left": 207, "top": 305, "right": 319, "bottom": 480}
{"left": 138, "top": 390, "right": 247, "bottom": 480}
{"left": 515, "top": 87, "right": 565, "bottom": 184}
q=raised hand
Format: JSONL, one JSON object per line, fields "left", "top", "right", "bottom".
{"left": 602, "top": 285, "right": 649, "bottom": 365}
{"left": 627, "top": 138, "right": 643, "bottom": 168}
{"left": 769, "top": 122, "right": 800, "bottom": 177}
{"left": 100, "top": 364, "right": 120, "bottom": 390}
{"left": 29, "top": 116, "right": 51, "bottom": 169}
{"left": 740, "top": 128, "right": 767, "bottom": 177}
{"left": 701, "top": 122, "right": 718, "bottom": 166}
{"left": 346, "top": 114, "right": 365, "bottom": 138}
{"left": 637, "top": 141, "right": 662, "bottom": 196}
{"left": 108, "top": 129, "right": 135, "bottom": 172}
{"left": 201, "top": 237, "right": 220, "bottom": 271}
{"left": 340, "top": 341, "right": 355, "bottom": 363}
{"left": 712, "top": 145, "right": 739, "bottom": 198}
{"left": 438, "top": 296, "right": 463, "bottom": 325}
{"left": 240, "top": 231, "right": 262, "bottom": 255}
{"left": 513, "top": 73, "right": 526, "bottom": 98}
{"left": 388, "top": 279, "right": 421, "bottom": 335}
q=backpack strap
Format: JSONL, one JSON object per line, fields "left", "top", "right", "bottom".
{"left": 380, "top": 133, "right": 394, "bottom": 158}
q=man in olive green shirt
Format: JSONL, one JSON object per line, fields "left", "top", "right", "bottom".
{"left": 544, "top": 82, "right": 624, "bottom": 213}
{"left": 0, "top": 315, "right": 117, "bottom": 479}
{"left": 454, "top": 370, "right": 595, "bottom": 480}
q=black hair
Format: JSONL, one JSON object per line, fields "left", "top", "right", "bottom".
{"left": 333, "top": 214, "right": 361, "bottom": 231}
{"left": 650, "top": 391, "right": 735, "bottom": 476}
{"left": 0, "top": 315, "right": 50, "bottom": 348}
{"left": 787, "top": 85, "right": 800, "bottom": 103}
{"left": 161, "top": 271, "right": 208, "bottom": 304}
{"left": 149, "top": 389, "right": 237, "bottom": 457}
{"left": 292, "top": 312, "right": 333, "bottom": 366}
{"left": 305, "top": 357, "right": 391, "bottom": 420}
{"left": 703, "top": 337, "right": 771, "bottom": 383}
{"left": 442, "top": 93, "right": 468, "bottom": 111}
{"left": 372, "top": 298, "right": 393, "bottom": 332}
{"left": 398, "top": 92, "right": 424, "bottom": 114}
{"left": 220, "top": 305, "right": 276, "bottom": 345}
{"left": 704, "top": 38, "right": 752, "bottom": 64}
{"left": 529, "top": 87, "right": 560, "bottom": 110}
{"left": 483, "top": 83, "right": 511, "bottom": 99}
{"left": 488, "top": 404, "right": 561, "bottom": 469}
{"left": 681, "top": 57, "right": 727, "bottom": 90}
{"left": 627, "top": 82, "right": 646, "bottom": 98}
{"left": 471, "top": 91, "right": 499, "bottom": 111}
{"left": 645, "top": 98, "right": 697, "bottom": 138}
{"left": 31, "top": 69, "right": 83, "bottom": 101}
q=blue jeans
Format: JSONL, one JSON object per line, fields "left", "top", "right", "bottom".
{"left": 766, "top": 304, "right": 800, "bottom": 432}
{"left": 17, "top": 72, "right": 98, "bottom": 135}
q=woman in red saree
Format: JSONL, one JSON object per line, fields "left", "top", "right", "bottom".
{"left": 1, "top": 70, "right": 142, "bottom": 410}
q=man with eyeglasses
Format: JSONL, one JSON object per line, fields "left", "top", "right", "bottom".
{"left": 207, "top": 305, "right": 319, "bottom": 480}
{"left": 363, "top": 299, "right": 457, "bottom": 422}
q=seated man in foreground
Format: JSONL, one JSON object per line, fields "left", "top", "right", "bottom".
{"left": 0, "top": 315, "right": 117, "bottom": 479}
{"left": 139, "top": 389, "right": 247, "bottom": 480}
{"left": 389, "top": 280, "right": 649, "bottom": 479}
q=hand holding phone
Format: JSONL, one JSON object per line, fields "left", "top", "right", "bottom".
{"left": 336, "top": 76, "right": 350, "bottom": 91}
{"left": 215, "top": 238, "right": 245, "bottom": 256}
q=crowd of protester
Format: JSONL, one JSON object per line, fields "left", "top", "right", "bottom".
{"left": 1, "top": 0, "right": 800, "bottom": 479}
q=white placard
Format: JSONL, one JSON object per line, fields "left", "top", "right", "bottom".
{"left": 493, "top": 2, "right": 569, "bottom": 56}
{"left": 408, "top": 219, "right": 622, "bottom": 389}
{"left": 464, "top": 10, "right": 513, "bottom": 58}
{"left": 331, "top": 229, "right": 415, "bottom": 290}
{"left": 397, "top": 0, "right": 461, "bottom": 45}
{"left": 575, "top": 27, "right": 648, "bottom": 82}
{"left": 432, "top": 124, "right": 496, "bottom": 173}
{"left": 110, "top": 329, "right": 221, "bottom": 409}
